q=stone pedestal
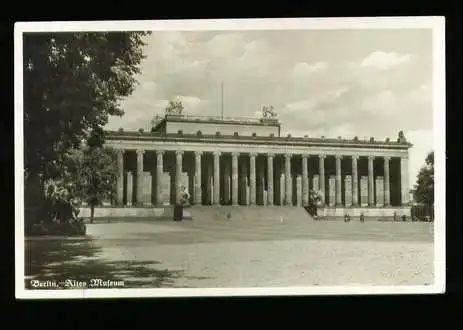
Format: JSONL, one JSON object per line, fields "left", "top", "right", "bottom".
{"left": 126, "top": 171, "right": 133, "bottom": 206}
{"left": 375, "top": 176, "right": 384, "bottom": 207}
{"left": 360, "top": 176, "right": 368, "bottom": 207}
{"left": 296, "top": 175, "right": 302, "bottom": 206}
{"left": 143, "top": 172, "right": 152, "bottom": 206}
{"left": 328, "top": 175, "right": 336, "bottom": 207}
{"left": 344, "top": 175, "right": 352, "bottom": 207}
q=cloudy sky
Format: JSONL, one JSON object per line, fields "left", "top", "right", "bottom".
{"left": 105, "top": 28, "right": 434, "bottom": 188}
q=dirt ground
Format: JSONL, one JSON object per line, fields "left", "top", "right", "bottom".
{"left": 25, "top": 217, "right": 434, "bottom": 289}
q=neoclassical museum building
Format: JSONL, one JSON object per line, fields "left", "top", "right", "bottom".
{"left": 103, "top": 113, "right": 412, "bottom": 217}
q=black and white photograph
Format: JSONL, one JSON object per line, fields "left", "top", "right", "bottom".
{"left": 15, "top": 17, "right": 445, "bottom": 298}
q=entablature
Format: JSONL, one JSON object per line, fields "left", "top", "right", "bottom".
{"left": 105, "top": 131, "right": 412, "bottom": 150}
{"left": 105, "top": 138, "right": 409, "bottom": 158}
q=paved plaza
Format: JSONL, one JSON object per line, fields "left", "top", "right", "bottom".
{"left": 25, "top": 215, "right": 434, "bottom": 289}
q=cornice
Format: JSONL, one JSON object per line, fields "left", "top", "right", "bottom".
{"left": 105, "top": 131, "right": 413, "bottom": 150}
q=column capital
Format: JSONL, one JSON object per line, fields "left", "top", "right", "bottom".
{"left": 267, "top": 153, "right": 275, "bottom": 158}
{"left": 368, "top": 155, "right": 375, "bottom": 161}
{"left": 301, "top": 154, "right": 309, "bottom": 159}
{"left": 250, "top": 152, "right": 258, "bottom": 158}
{"left": 335, "top": 154, "right": 343, "bottom": 160}
{"left": 351, "top": 154, "right": 360, "bottom": 160}
{"left": 156, "top": 150, "right": 164, "bottom": 156}
{"left": 284, "top": 153, "right": 291, "bottom": 159}
{"left": 176, "top": 150, "right": 184, "bottom": 156}
{"left": 231, "top": 152, "right": 239, "bottom": 157}
{"left": 213, "top": 151, "right": 221, "bottom": 156}
{"left": 194, "top": 151, "right": 203, "bottom": 156}
{"left": 136, "top": 149, "right": 145, "bottom": 155}
{"left": 116, "top": 149, "right": 125, "bottom": 155}
{"left": 384, "top": 156, "right": 391, "bottom": 161}
{"left": 319, "top": 154, "right": 326, "bottom": 159}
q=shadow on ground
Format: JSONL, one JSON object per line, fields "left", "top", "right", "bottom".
{"left": 25, "top": 238, "right": 187, "bottom": 289}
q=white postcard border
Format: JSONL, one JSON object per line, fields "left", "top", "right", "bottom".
{"left": 14, "top": 16, "right": 446, "bottom": 299}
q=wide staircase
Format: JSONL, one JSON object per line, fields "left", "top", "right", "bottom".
{"left": 188, "top": 205, "right": 314, "bottom": 224}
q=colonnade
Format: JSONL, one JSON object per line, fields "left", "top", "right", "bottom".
{"left": 114, "top": 149, "right": 409, "bottom": 208}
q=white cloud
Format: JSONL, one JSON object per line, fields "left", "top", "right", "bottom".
{"left": 175, "top": 95, "right": 201, "bottom": 112}
{"left": 360, "top": 90, "right": 400, "bottom": 115}
{"left": 359, "top": 51, "right": 413, "bottom": 70}
{"left": 283, "top": 99, "right": 316, "bottom": 113}
{"left": 204, "top": 33, "right": 246, "bottom": 58}
{"left": 292, "top": 61, "right": 328, "bottom": 78}
{"left": 409, "top": 84, "right": 432, "bottom": 105}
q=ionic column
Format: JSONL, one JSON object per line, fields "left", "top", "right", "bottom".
{"left": 213, "top": 151, "right": 221, "bottom": 205}
{"left": 267, "top": 153, "right": 274, "bottom": 206}
{"left": 116, "top": 149, "right": 125, "bottom": 205}
{"left": 194, "top": 151, "right": 202, "bottom": 204}
{"left": 335, "top": 155, "right": 343, "bottom": 206}
{"left": 175, "top": 151, "right": 183, "bottom": 205}
{"left": 384, "top": 156, "right": 391, "bottom": 206}
{"left": 319, "top": 154, "right": 326, "bottom": 205}
{"left": 249, "top": 153, "right": 257, "bottom": 205}
{"left": 285, "top": 154, "right": 292, "bottom": 205}
{"left": 368, "top": 156, "right": 375, "bottom": 206}
{"left": 352, "top": 154, "right": 359, "bottom": 206}
{"left": 231, "top": 152, "right": 239, "bottom": 205}
{"left": 136, "top": 149, "right": 145, "bottom": 205}
{"left": 302, "top": 154, "right": 309, "bottom": 206}
{"left": 156, "top": 151, "right": 164, "bottom": 206}
{"left": 400, "top": 156, "right": 410, "bottom": 205}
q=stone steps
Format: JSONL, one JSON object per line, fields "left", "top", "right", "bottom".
{"left": 188, "top": 205, "right": 314, "bottom": 224}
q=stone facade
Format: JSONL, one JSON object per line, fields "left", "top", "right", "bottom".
{"left": 107, "top": 115, "right": 412, "bottom": 215}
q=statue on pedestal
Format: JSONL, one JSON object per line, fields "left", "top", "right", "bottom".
{"left": 397, "top": 130, "right": 407, "bottom": 143}
{"left": 261, "top": 105, "right": 278, "bottom": 120}
{"left": 165, "top": 100, "right": 184, "bottom": 116}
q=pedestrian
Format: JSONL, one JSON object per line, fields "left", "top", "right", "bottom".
{"left": 360, "top": 213, "right": 365, "bottom": 223}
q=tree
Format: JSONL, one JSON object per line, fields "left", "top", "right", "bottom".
{"left": 151, "top": 114, "right": 163, "bottom": 127}
{"left": 23, "top": 31, "right": 149, "bottom": 224}
{"left": 76, "top": 146, "right": 119, "bottom": 223}
{"left": 86, "top": 126, "right": 106, "bottom": 149}
{"left": 165, "top": 100, "right": 184, "bottom": 115}
{"left": 413, "top": 151, "right": 434, "bottom": 206}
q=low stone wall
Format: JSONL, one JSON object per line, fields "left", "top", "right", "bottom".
{"left": 318, "top": 206, "right": 411, "bottom": 217}
{"left": 78, "top": 207, "right": 192, "bottom": 219}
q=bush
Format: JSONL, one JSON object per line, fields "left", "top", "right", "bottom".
{"left": 29, "top": 218, "right": 86, "bottom": 236}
